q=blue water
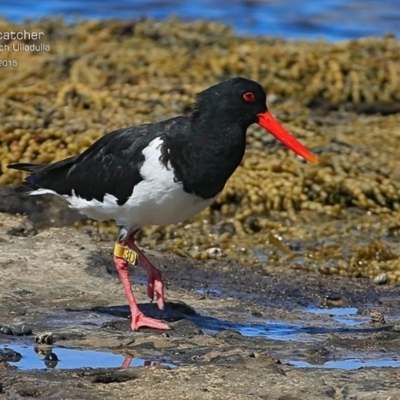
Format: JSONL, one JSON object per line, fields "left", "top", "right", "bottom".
{"left": 0, "top": 0, "right": 399, "bottom": 41}
{"left": 2, "top": 345, "right": 176, "bottom": 370}
{"left": 302, "top": 306, "right": 369, "bottom": 326}
{"left": 291, "top": 359, "right": 400, "bottom": 369}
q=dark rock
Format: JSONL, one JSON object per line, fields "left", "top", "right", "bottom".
{"left": 0, "top": 326, "right": 13, "bottom": 335}
{"left": 44, "top": 352, "right": 59, "bottom": 362}
{"left": 0, "top": 348, "right": 22, "bottom": 362}
{"left": 14, "top": 324, "right": 32, "bottom": 336}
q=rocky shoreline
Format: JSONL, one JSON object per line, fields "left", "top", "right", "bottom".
{"left": 0, "top": 211, "right": 400, "bottom": 398}
{"left": 1, "top": 17, "right": 400, "bottom": 399}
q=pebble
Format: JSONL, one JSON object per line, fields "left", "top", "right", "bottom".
{"left": 35, "top": 332, "right": 54, "bottom": 345}
{"left": 0, "top": 326, "right": 13, "bottom": 335}
{"left": 14, "top": 324, "right": 33, "bottom": 336}
{"left": 373, "top": 273, "right": 388, "bottom": 285}
{"left": 370, "top": 311, "right": 386, "bottom": 325}
{"left": 206, "top": 247, "right": 224, "bottom": 257}
{"left": 44, "top": 352, "right": 59, "bottom": 362}
{"left": 0, "top": 348, "right": 22, "bottom": 362}
{"left": 44, "top": 352, "right": 59, "bottom": 368}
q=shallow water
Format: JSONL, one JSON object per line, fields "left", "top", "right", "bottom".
{"left": 1, "top": 0, "right": 399, "bottom": 41}
{"left": 302, "top": 306, "right": 368, "bottom": 326}
{"left": 194, "top": 288, "right": 222, "bottom": 296}
{"left": 290, "top": 359, "right": 400, "bottom": 369}
{"left": 190, "top": 313, "right": 364, "bottom": 342}
{"left": 2, "top": 344, "right": 176, "bottom": 370}
{"left": 235, "top": 321, "right": 311, "bottom": 342}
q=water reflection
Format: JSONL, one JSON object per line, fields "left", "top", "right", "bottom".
{"left": 1, "top": 344, "right": 176, "bottom": 370}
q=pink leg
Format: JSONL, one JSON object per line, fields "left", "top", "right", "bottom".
{"left": 121, "top": 356, "right": 132, "bottom": 368}
{"left": 114, "top": 243, "right": 170, "bottom": 331}
{"left": 121, "top": 357, "right": 160, "bottom": 368}
{"left": 126, "top": 234, "right": 165, "bottom": 311}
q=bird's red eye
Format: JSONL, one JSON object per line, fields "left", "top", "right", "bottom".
{"left": 243, "top": 92, "right": 255, "bottom": 102}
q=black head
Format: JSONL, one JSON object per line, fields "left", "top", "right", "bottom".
{"left": 191, "top": 77, "right": 268, "bottom": 129}
{"left": 191, "top": 77, "right": 319, "bottom": 164}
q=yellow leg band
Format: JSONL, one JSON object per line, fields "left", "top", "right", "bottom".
{"left": 113, "top": 242, "right": 138, "bottom": 265}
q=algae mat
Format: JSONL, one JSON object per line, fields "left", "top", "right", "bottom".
{"left": 0, "top": 18, "right": 400, "bottom": 281}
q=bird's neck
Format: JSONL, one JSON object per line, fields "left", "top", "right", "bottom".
{"left": 190, "top": 105, "right": 250, "bottom": 135}
{"left": 188, "top": 111, "right": 248, "bottom": 158}
{"left": 167, "top": 114, "right": 248, "bottom": 199}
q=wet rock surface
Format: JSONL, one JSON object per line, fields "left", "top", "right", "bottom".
{"left": 0, "top": 212, "right": 400, "bottom": 399}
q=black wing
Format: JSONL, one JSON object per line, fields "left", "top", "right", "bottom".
{"left": 8, "top": 117, "right": 186, "bottom": 205}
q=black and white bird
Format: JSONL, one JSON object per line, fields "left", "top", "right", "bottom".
{"left": 7, "top": 77, "right": 318, "bottom": 331}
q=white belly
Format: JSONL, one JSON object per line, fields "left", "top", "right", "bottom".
{"left": 69, "top": 185, "right": 215, "bottom": 229}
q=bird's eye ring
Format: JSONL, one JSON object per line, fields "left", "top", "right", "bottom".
{"left": 243, "top": 92, "right": 255, "bottom": 102}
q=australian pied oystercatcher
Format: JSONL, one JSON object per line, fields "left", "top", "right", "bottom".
{"left": 7, "top": 77, "right": 318, "bottom": 331}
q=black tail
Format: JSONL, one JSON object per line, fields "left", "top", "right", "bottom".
{"left": 7, "top": 162, "right": 49, "bottom": 173}
{"left": 5, "top": 163, "right": 47, "bottom": 196}
{"left": 6, "top": 156, "right": 78, "bottom": 197}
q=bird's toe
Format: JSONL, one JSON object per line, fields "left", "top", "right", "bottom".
{"left": 131, "top": 313, "right": 170, "bottom": 331}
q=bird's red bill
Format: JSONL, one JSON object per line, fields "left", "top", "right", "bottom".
{"left": 257, "top": 111, "right": 319, "bottom": 164}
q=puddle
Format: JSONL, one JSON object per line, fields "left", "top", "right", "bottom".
{"left": 289, "top": 358, "right": 400, "bottom": 369}
{"left": 191, "top": 315, "right": 317, "bottom": 342}
{"left": 194, "top": 288, "right": 222, "bottom": 296}
{"left": 195, "top": 312, "right": 389, "bottom": 342}
{"left": 302, "top": 306, "right": 369, "bottom": 326}
{"left": 304, "top": 306, "right": 359, "bottom": 316}
{"left": 234, "top": 321, "right": 310, "bottom": 341}
{"left": 1, "top": 345, "right": 176, "bottom": 370}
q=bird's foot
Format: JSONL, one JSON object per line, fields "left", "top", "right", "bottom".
{"left": 147, "top": 268, "right": 165, "bottom": 311}
{"left": 131, "top": 312, "right": 170, "bottom": 331}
